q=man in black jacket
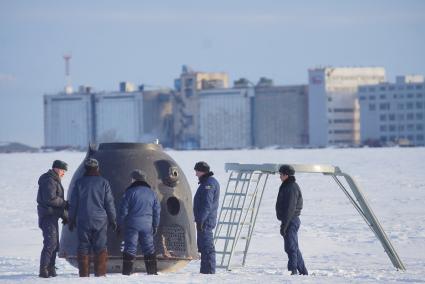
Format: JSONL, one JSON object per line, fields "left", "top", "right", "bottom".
{"left": 275, "top": 164, "right": 308, "bottom": 276}
{"left": 36, "top": 160, "right": 69, "bottom": 278}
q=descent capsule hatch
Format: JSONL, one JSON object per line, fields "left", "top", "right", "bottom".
{"left": 59, "top": 142, "right": 198, "bottom": 272}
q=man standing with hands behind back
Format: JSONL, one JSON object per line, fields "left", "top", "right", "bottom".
{"left": 275, "top": 164, "right": 308, "bottom": 276}
{"left": 193, "top": 161, "right": 220, "bottom": 274}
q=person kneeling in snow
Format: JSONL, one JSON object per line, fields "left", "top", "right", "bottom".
{"left": 275, "top": 164, "right": 308, "bottom": 276}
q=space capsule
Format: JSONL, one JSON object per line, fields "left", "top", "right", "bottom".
{"left": 59, "top": 142, "right": 198, "bottom": 272}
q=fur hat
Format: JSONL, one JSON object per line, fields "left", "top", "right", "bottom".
{"left": 84, "top": 158, "right": 99, "bottom": 168}
{"left": 131, "top": 169, "right": 148, "bottom": 182}
{"left": 52, "top": 160, "right": 68, "bottom": 171}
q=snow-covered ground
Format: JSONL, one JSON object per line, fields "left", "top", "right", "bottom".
{"left": 0, "top": 147, "right": 424, "bottom": 283}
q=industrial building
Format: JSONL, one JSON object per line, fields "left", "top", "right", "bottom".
{"left": 94, "top": 91, "right": 143, "bottom": 143}
{"left": 44, "top": 90, "right": 93, "bottom": 149}
{"left": 199, "top": 88, "right": 253, "bottom": 149}
{"left": 45, "top": 63, "right": 425, "bottom": 150}
{"left": 308, "top": 67, "right": 386, "bottom": 147}
{"left": 358, "top": 75, "right": 425, "bottom": 146}
{"left": 173, "top": 65, "right": 229, "bottom": 149}
{"left": 254, "top": 80, "right": 308, "bottom": 148}
{"left": 44, "top": 84, "right": 173, "bottom": 149}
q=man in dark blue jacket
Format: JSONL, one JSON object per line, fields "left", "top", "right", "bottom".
{"left": 275, "top": 165, "right": 308, "bottom": 276}
{"left": 37, "top": 160, "right": 69, "bottom": 278}
{"left": 193, "top": 161, "right": 220, "bottom": 274}
{"left": 119, "top": 169, "right": 161, "bottom": 275}
{"left": 68, "top": 158, "right": 117, "bottom": 277}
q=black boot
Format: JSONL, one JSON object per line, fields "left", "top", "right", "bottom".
{"left": 122, "top": 252, "right": 135, "bottom": 276}
{"left": 48, "top": 265, "right": 57, "bottom": 277}
{"left": 291, "top": 269, "right": 298, "bottom": 275}
{"left": 39, "top": 266, "right": 49, "bottom": 278}
{"left": 144, "top": 254, "right": 158, "bottom": 275}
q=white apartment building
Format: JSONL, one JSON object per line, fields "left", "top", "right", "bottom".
{"left": 44, "top": 92, "right": 93, "bottom": 148}
{"left": 358, "top": 75, "right": 425, "bottom": 146}
{"left": 199, "top": 88, "right": 253, "bottom": 149}
{"left": 308, "top": 67, "right": 386, "bottom": 147}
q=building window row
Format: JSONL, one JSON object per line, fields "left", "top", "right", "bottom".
{"left": 332, "top": 108, "right": 354, "bottom": 113}
{"left": 368, "top": 85, "right": 425, "bottom": 92}
{"left": 379, "top": 123, "right": 424, "bottom": 132}
{"left": 360, "top": 93, "right": 424, "bottom": 100}
{"left": 386, "top": 113, "right": 425, "bottom": 121}
{"left": 332, "top": 129, "right": 354, "bottom": 134}
{"left": 380, "top": 135, "right": 424, "bottom": 142}
{"left": 368, "top": 102, "right": 425, "bottom": 111}
{"left": 333, "top": 118, "right": 354, "bottom": 123}
{"left": 330, "top": 139, "right": 353, "bottom": 144}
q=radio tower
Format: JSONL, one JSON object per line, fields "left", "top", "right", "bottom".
{"left": 63, "top": 54, "right": 73, "bottom": 94}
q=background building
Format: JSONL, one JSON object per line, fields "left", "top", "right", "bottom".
{"left": 308, "top": 67, "right": 386, "bottom": 147}
{"left": 358, "top": 75, "right": 425, "bottom": 146}
{"left": 44, "top": 89, "right": 93, "bottom": 149}
{"left": 254, "top": 79, "right": 308, "bottom": 147}
{"left": 173, "top": 65, "right": 229, "bottom": 149}
{"left": 199, "top": 87, "right": 253, "bottom": 149}
{"left": 142, "top": 90, "right": 174, "bottom": 147}
{"left": 44, "top": 83, "right": 173, "bottom": 149}
{"left": 94, "top": 91, "right": 143, "bottom": 143}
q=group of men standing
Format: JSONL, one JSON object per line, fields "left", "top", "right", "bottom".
{"left": 36, "top": 158, "right": 160, "bottom": 277}
{"left": 36, "top": 158, "right": 307, "bottom": 278}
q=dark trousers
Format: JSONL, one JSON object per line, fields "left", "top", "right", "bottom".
{"left": 283, "top": 216, "right": 307, "bottom": 274}
{"left": 124, "top": 226, "right": 155, "bottom": 256}
{"left": 197, "top": 228, "right": 216, "bottom": 274}
{"left": 77, "top": 224, "right": 108, "bottom": 255}
{"left": 39, "top": 215, "right": 59, "bottom": 268}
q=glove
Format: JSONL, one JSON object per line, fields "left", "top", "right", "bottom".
{"left": 61, "top": 215, "right": 69, "bottom": 225}
{"left": 280, "top": 223, "right": 286, "bottom": 237}
{"left": 152, "top": 227, "right": 158, "bottom": 236}
{"left": 110, "top": 222, "right": 118, "bottom": 232}
{"left": 68, "top": 221, "right": 75, "bottom": 232}
{"left": 61, "top": 209, "right": 69, "bottom": 224}
{"left": 115, "top": 224, "right": 121, "bottom": 237}
{"left": 196, "top": 222, "right": 204, "bottom": 232}
{"left": 63, "top": 200, "right": 70, "bottom": 210}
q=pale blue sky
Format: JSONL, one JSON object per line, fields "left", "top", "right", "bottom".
{"left": 1, "top": 0, "right": 424, "bottom": 146}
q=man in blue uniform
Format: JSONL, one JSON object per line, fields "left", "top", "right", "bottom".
{"left": 119, "top": 169, "right": 161, "bottom": 275}
{"left": 275, "top": 165, "right": 308, "bottom": 276}
{"left": 193, "top": 161, "right": 220, "bottom": 274}
{"left": 37, "top": 160, "right": 69, "bottom": 278}
{"left": 68, "top": 158, "right": 117, "bottom": 277}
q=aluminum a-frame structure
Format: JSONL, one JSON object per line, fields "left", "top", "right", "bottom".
{"left": 213, "top": 163, "right": 405, "bottom": 271}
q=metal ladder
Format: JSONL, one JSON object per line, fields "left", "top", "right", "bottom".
{"left": 214, "top": 163, "right": 405, "bottom": 271}
{"left": 214, "top": 169, "right": 270, "bottom": 270}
